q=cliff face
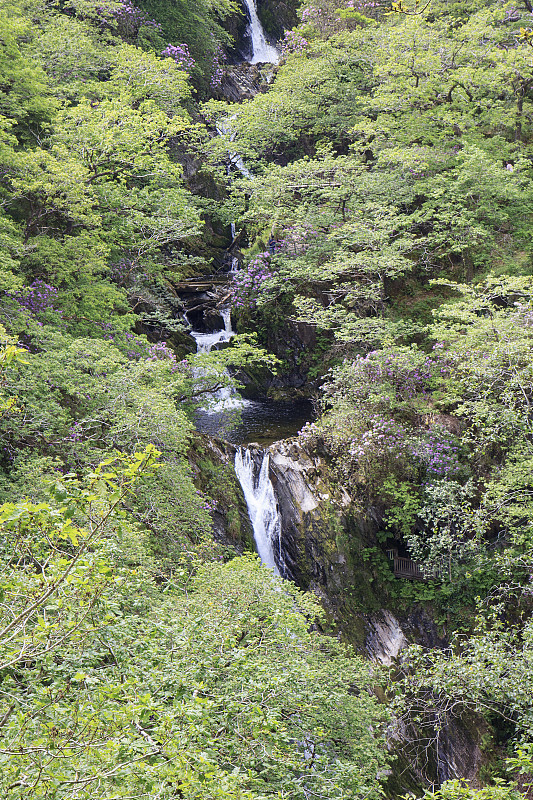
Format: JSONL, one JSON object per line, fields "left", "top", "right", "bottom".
{"left": 189, "top": 435, "right": 254, "bottom": 552}
{"left": 262, "top": 437, "right": 493, "bottom": 791}
{"left": 256, "top": 0, "right": 299, "bottom": 42}
{"left": 213, "top": 62, "right": 278, "bottom": 102}
{"left": 190, "top": 431, "right": 493, "bottom": 792}
{"left": 268, "top": 439, "right": 354, "bottom": 589}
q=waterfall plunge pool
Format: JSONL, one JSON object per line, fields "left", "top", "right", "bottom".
{"left": 194, "top": 397, "right": 314, "bottom": 446}
{"left": 190, "top": 309, "right": 314, "bottom": 445}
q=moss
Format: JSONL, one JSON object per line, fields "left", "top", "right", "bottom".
{"left": 257, "top": 0, "right": 299, "bottom": 41}
{"left": 188, "top": 437, "right": 254, "bottom": 549}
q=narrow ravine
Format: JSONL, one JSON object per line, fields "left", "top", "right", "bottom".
{"left": 190, "top": 311, "right": 290, "bottom": 571}
{"left": 191, "top": 14, "right": 286, "bottom": 572}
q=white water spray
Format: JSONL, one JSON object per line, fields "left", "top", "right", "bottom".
{"left": 191, "top": 310, "right": 249, "bottom": 413}
{"left": 235, "top": 448, "right": 282, "bottom": 573}
{"left": 191, "top": 308, "right": 233, "bottom": 354}
{"left": 242, "top": 0, "right": 279, "bottom": 64}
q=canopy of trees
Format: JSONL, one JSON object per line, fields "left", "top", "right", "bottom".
{"left": 3, "top": 0, "right": 533, "bottom": 796}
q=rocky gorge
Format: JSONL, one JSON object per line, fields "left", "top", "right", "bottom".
{"left": 160, "top": 9, "right": 502, "bottom": 791}
{"left": 2, "top": 0, "right": 531, "bottom": 794}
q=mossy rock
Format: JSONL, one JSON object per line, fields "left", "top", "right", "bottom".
{"left": 257, "top": 0, "right": 299, "bottom": 41}
{"left": 189, "top": 435, "right": 254, "bottom": 551}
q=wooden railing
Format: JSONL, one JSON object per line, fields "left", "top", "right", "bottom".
{"left": 392, "top": 556, "right": 425, "bottom": 580}
{"left": 386, "top": 549, "right": 427, "bottom": 581}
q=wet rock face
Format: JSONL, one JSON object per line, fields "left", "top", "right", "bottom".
{"left": 235, "top": 315, "right": 325, "bottom": 397}
{"left": 265, "top": 440, "right": 351, "bottom": 583}
{"left": 267, "top": 320, "right": 320, "bottom": 391}
{"left": 172, "top": 277, "right": 233, "bottom": 332}
{"left": 189, "top": 435, "right": 254, "bottom": 551}
{"left": 257, "top": 0, "right": 299, "bottom": 41}
{"left": 222, "top": 5, "right": 250, "bottom": 62}
{"left": 388, "top": 707, "right": 491, "bottom": 794}
{"left": 366, "top": 606, "right": 448, "bottom": 666}
{"left": 365, "top": 610, "right": 409, "bottom": 666}
{"left": 214, "top": 63, "right": 277, "bottom": 103}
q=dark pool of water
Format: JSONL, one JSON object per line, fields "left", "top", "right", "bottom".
{"left": 194, "top": 398, "right": 314, "bottom": 446}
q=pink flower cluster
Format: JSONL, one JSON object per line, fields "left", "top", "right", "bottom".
{"left": 344, "top": 0, "right": 382, "bottom": 11}
{"left": 281, "top": 30, "right": 309, "bottom": 55}
{"left": 147, "top": 341, "right": 192, "bottom": 374}
{"left": 409, "top": 429, "right": 460, "bottom": 478}
{"left": 96, "top": 0, "right": 161, "bottom": 39}
{"left": 340, "top": 348, "right": 447, "bottom": 402}
{"left": 109, "top": 258, "right": 142, "bottom": 287}
{"left": 161, "top": 43, "right": 195, "bottom": 73}
{"left": 348, "top": 416, "right": 460, "bottom": 479}
{"left": 230, "top": 253, "right": 275, "bottom": 309}
{"left": 147, "top": 341, "right": 176, "bottom": 361}
{"left": 300, "top": 6, "right": 323, "bottom": 21}
{"left": 11, "top": 280, "right": 59, "bottom": 316}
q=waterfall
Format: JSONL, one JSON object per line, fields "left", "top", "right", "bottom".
{"left": 217, "top": 120, "right": 253, "bottom": 179}
{"left": 242, "top": 0, "right": 279, "bottom": 64}
{"left": 191, "top": 308, "right": 233, "bottom": 354}
{"left": 235, "top": 447, "right": 282, "bottom": 573}
{"left": 191, "top": 310, "right": 249, "bottom": 412}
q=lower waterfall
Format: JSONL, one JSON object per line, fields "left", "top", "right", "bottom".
{"left": 234, "top": 447, "right": 282, "bottom": 574}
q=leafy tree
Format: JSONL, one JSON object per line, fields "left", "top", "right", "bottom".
{"left": 0, "top": 5, "right": 57, "bottom": 144}
{"left": 0, "top": 454, "right": 390, "bottom": 799}
{"left": 414, "top": 779, "right": 523, "bottom": 800}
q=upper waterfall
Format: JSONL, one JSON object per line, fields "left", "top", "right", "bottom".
{"left": 242, "top": 0, "right": 279, "bottom": 64}
{"left": 190, "top": 310, "right": 249, "bottom": 413}
{"left": 190, "top": 308, "right": 233, "bottom": 354}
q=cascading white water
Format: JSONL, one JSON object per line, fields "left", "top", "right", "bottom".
{"left": 191, "top": 309, "right": 249, "bottom": 413}
{"left": 235, "top": 447, "right": 282, "bottom": 573}
{"left": 191, "top": 308, "right": 233, "bottom": 354}
{"left": 217, "top": 120, "right": 253, "bottom": 179}
{"left": 242, "top": 0, "right": 279, "bottom": 64}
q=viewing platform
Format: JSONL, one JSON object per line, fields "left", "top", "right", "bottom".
{"left": 386, "top": 549, "right": 427, "bottom": 581}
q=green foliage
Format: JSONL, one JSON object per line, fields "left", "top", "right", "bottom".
{"left": 382, "top": 477, "right": 422, "bottom": 538}
{"left": 137, "top": 0, "right": 237, "bottom": 83}
{"left": 0, "top": 5, "right": 57, "bottom": 143}
{"left": 5, "top": 0, "right": 533, "bottom": 792}
{"left": 406, "top": 480, "right": 483, "bottom": 581}
{"left": 0, "top": 456, "right": 391, "bottom": 799}
{"left": 414, "top": 778, "right": 523, "bottom": 800}
{"left": 215, "top": 0, "right": 533, "bottom": 352}
{"left": 400, "top": 608, "right": 533, "bottom": 744}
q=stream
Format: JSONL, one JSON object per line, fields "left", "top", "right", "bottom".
{"left": 190, "top": 307, "right": 312, "bottom": 445}
{"left": 190, "top": 306, "right": 310, "bottom": 573}
{"left": 189, "top": 299, "right": 310, "bottom": 577}
{"left": 195, "top": 397, "right": 313, "bottom": 446}
{"left": 190, "top": 20, "right": 291, "bottom": 572}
